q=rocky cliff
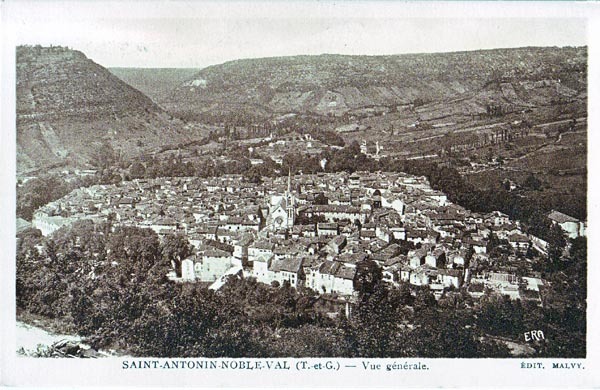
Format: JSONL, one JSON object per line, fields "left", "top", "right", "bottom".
{"left": 17, "top": 45, "right": 189, "bottom": 174}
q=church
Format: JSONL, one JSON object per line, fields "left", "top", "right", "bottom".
{"left": 266, "top": 171, "right": 296, "bottom": 231}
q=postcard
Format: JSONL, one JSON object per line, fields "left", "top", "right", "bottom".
{"left": 1, "top": 0, "right": 599, "bottom": 388}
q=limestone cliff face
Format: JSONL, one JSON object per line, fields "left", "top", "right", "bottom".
{"left": 16, "top": 45, "right": 188, "bottom": 174}
{"left": 167, "top": 47, "right": 586, "bottom": 118}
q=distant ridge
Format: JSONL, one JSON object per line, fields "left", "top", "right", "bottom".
{"left": 165, "top": 46, "right": 586, "bottom": 119}
{"left": 109, "top": 67, "right": 200, "bottom": 105}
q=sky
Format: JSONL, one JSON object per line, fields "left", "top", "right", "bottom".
{"left": 1, "top": 1, "right": 591, "bottom": 68}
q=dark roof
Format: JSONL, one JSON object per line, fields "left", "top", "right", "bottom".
{"left": 509, "top": 233, "right": 529, "bottom": 243}
{"left": 319, "top": 260, "right": 340, "bottom": 275}
{"left": 409, "top": 248, "right": 428, "bottom": 259}
{"left": 548, "top": 210, "right": 579, "bottom": 223}
{"left": 255, "top": 253, "right": 274, "bottom": 263}
{"left": 318, "top": 223, "right": 338, "bottom": 230}
{"left": 270, "top": 257, "right": 304, "bottom": 273}
{"left": 438, "top": 269, "right": 463, "bottom": 277}
{"left": 306, "top": 205, "right": 362, "bottom": 214}
{"left": 203, "top": 248, "right": 231, "bottom": 258}
{"left": 337, "top": 253, "right": 368, "bottom": 265}
{"left": 237, "top": 236, "right": 255, "bottom": 246}
{"left": 468, "top": 283, "right": 485, "bottom": 293}
{"left": 251, "top": 240, "right": 275, "bottom": 250}
{"left": 384, "top": 255, "right": 405, "bottom": 267}
{"left": 371, "top": 251, "right": 394, "bottom": 262}
{"left": 317, "top": 260, "right": 356, "bottom": 280}
{"left": 335, "top": 264, "right": 357, "bottom": 280}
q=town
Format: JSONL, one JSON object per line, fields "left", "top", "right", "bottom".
{"left": 29, "top": 167, "right": 586, "bottom": 308}
{"left": 13, "top": 41, "right": 588, "bottom": 360}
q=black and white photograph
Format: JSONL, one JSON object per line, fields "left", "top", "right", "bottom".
{"left": 1, "top": 1, "right": 599, "bottom": 388}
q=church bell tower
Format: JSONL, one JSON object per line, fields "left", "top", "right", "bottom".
{"left": 285, "top": 169, "right": 295, "bottom": 227}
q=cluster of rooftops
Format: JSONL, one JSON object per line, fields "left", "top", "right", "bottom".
{"left": 29, "top": 170, "right": 586, "bottom": 301}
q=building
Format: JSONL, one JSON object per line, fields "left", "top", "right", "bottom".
{"left": 548, "top": 210, "right": 586, "bottom": 239}
{"left": 305, "top": 260, "right": 356, "bottom": 295}
{"left": 299, "top": 204, "right": 366, "bottom": 224}
{"left": 252, "top": 253, "right": 275, "bottom": 284}
{"left": 436, "top": 269, "right": 463, "bottom": 288}
{"left": 408, "top": 248, "right": 428, "bottom": 268}
{"left": 486, "top": 211, "right": 510, "bottom": 226}
{"left": 269, "top": 257, "right": 305, "bottom": 288}
{"left": 32, "top": 211, "right": 75, "bottom": 236}
{"left": 327, "top": 235, "right": 347, "bottom": 254}
{"left": 508, "top": 233, "right": 530, "bottom": 254}
{"left": 196, "top": 249, "right": 238, "bottom": 282}
{"left": 181, "top": 258, "right": 196, "bottom": 281}
{"left": 425, "top": 248, "right": 446, "bottom": 268}
{"left": 248, "top": 240, "right": 275, "bottom": 264}
{"left": 317, "top": 223, "right": 339, "bottom": 237}
{"left": 233, "top": 235, "right": 254, "bottom": 264}
{"left": 266, "top": 171, "right": 296, "bottom": 231}
{"left": 17, "top": 217, "right": 32, "bottom": 234}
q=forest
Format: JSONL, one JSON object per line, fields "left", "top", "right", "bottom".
{"left": 16, "top": 217, "right": 586, "bottom": 358}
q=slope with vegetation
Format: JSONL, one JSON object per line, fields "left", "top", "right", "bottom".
{"left": 17, "top": 45, "right": 190, "bottom": 174}
{"left": 17, "top": 220, "right": 585, "bottom": 358}
{"left": 109, "top": 67, "right": 200, "bottom": 105}
{"left": 167, "top": 47, "right": 586, "bottom": 121}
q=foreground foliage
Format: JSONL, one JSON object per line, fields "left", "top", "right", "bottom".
{"left": 16, "top": 223, "right": 585, "bottom": 358}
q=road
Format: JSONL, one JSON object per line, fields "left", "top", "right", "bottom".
{"left": 15, "top": 320, "right": 81, "bottom": 355}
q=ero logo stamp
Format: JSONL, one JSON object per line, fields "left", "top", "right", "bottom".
{"left": 524, "top": 330, "right": 545, "bottom": 342}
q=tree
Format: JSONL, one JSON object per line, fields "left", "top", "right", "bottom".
{"left": 129, "top": 162, "right": 146, "bottom": 178}
{"left": 486, "top": 232, "right": 500, "bottom": 253}
{"left": 570, "top": 236, "right": 587, "bottom": 269}
{"left": 409, "top": 308, "right": 481, "bottom": 358}
{"left": 161, "top": 233, "right": 193, "bottom": 276}
{"left": 413, "top": 287, "right": 437, "bottom": 312}
{"left": 523, "top": 174, "right": 542, "bottom": 191}
{"left": 354, "top": 259, "right": 382, "bottom": 297}
{"left": 526, "top": 210, "right": 551, "bottom": 240}
{"left": 477, "top": 293, "right": 524, "bottom": 337}
{"left": 90, "top": 140, "right": 118, "bottom": 170}
{"left": 354, "top": 219, "right": 362, "bottom": 231}
{"left": 17, "top": 175, "right": 72, "bottom": 220}
{"left": 244, "top": 165, "right": 267, "bottom": 184}
{"left": 547, "top": 223, "right": 567, "bottom": 269}
{"left": 107, "top": 226, "right": 161, "bottom": 281}
{"left": 314, "top": 193, "right": 328, "bottom": 205}
{"left": 344, "top": 282, "right": 408, "bottom": 357}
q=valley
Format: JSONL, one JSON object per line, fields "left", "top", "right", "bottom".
{"left": 15, "top": 44, "right": 588, "bottom": 359}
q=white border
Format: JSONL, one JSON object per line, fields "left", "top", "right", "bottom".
{"left": 2, "top": 1, "right": 600, "bottom": 388}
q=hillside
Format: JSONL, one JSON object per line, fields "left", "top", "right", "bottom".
{"left": 163, "top": 46, "right": 587, "bottom": 221}
{"left": 16, "top": 46, "right": 190, "bottom": 174}
{"left": 109, "top": 67, "right": 199, "bottom": 105}
{"left": 166, "top": 47, "right": 586, "bottom": 120}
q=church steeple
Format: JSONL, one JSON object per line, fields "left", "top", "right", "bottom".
{"left": 286, "top": 169, "right": 295, "bottom": 227}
